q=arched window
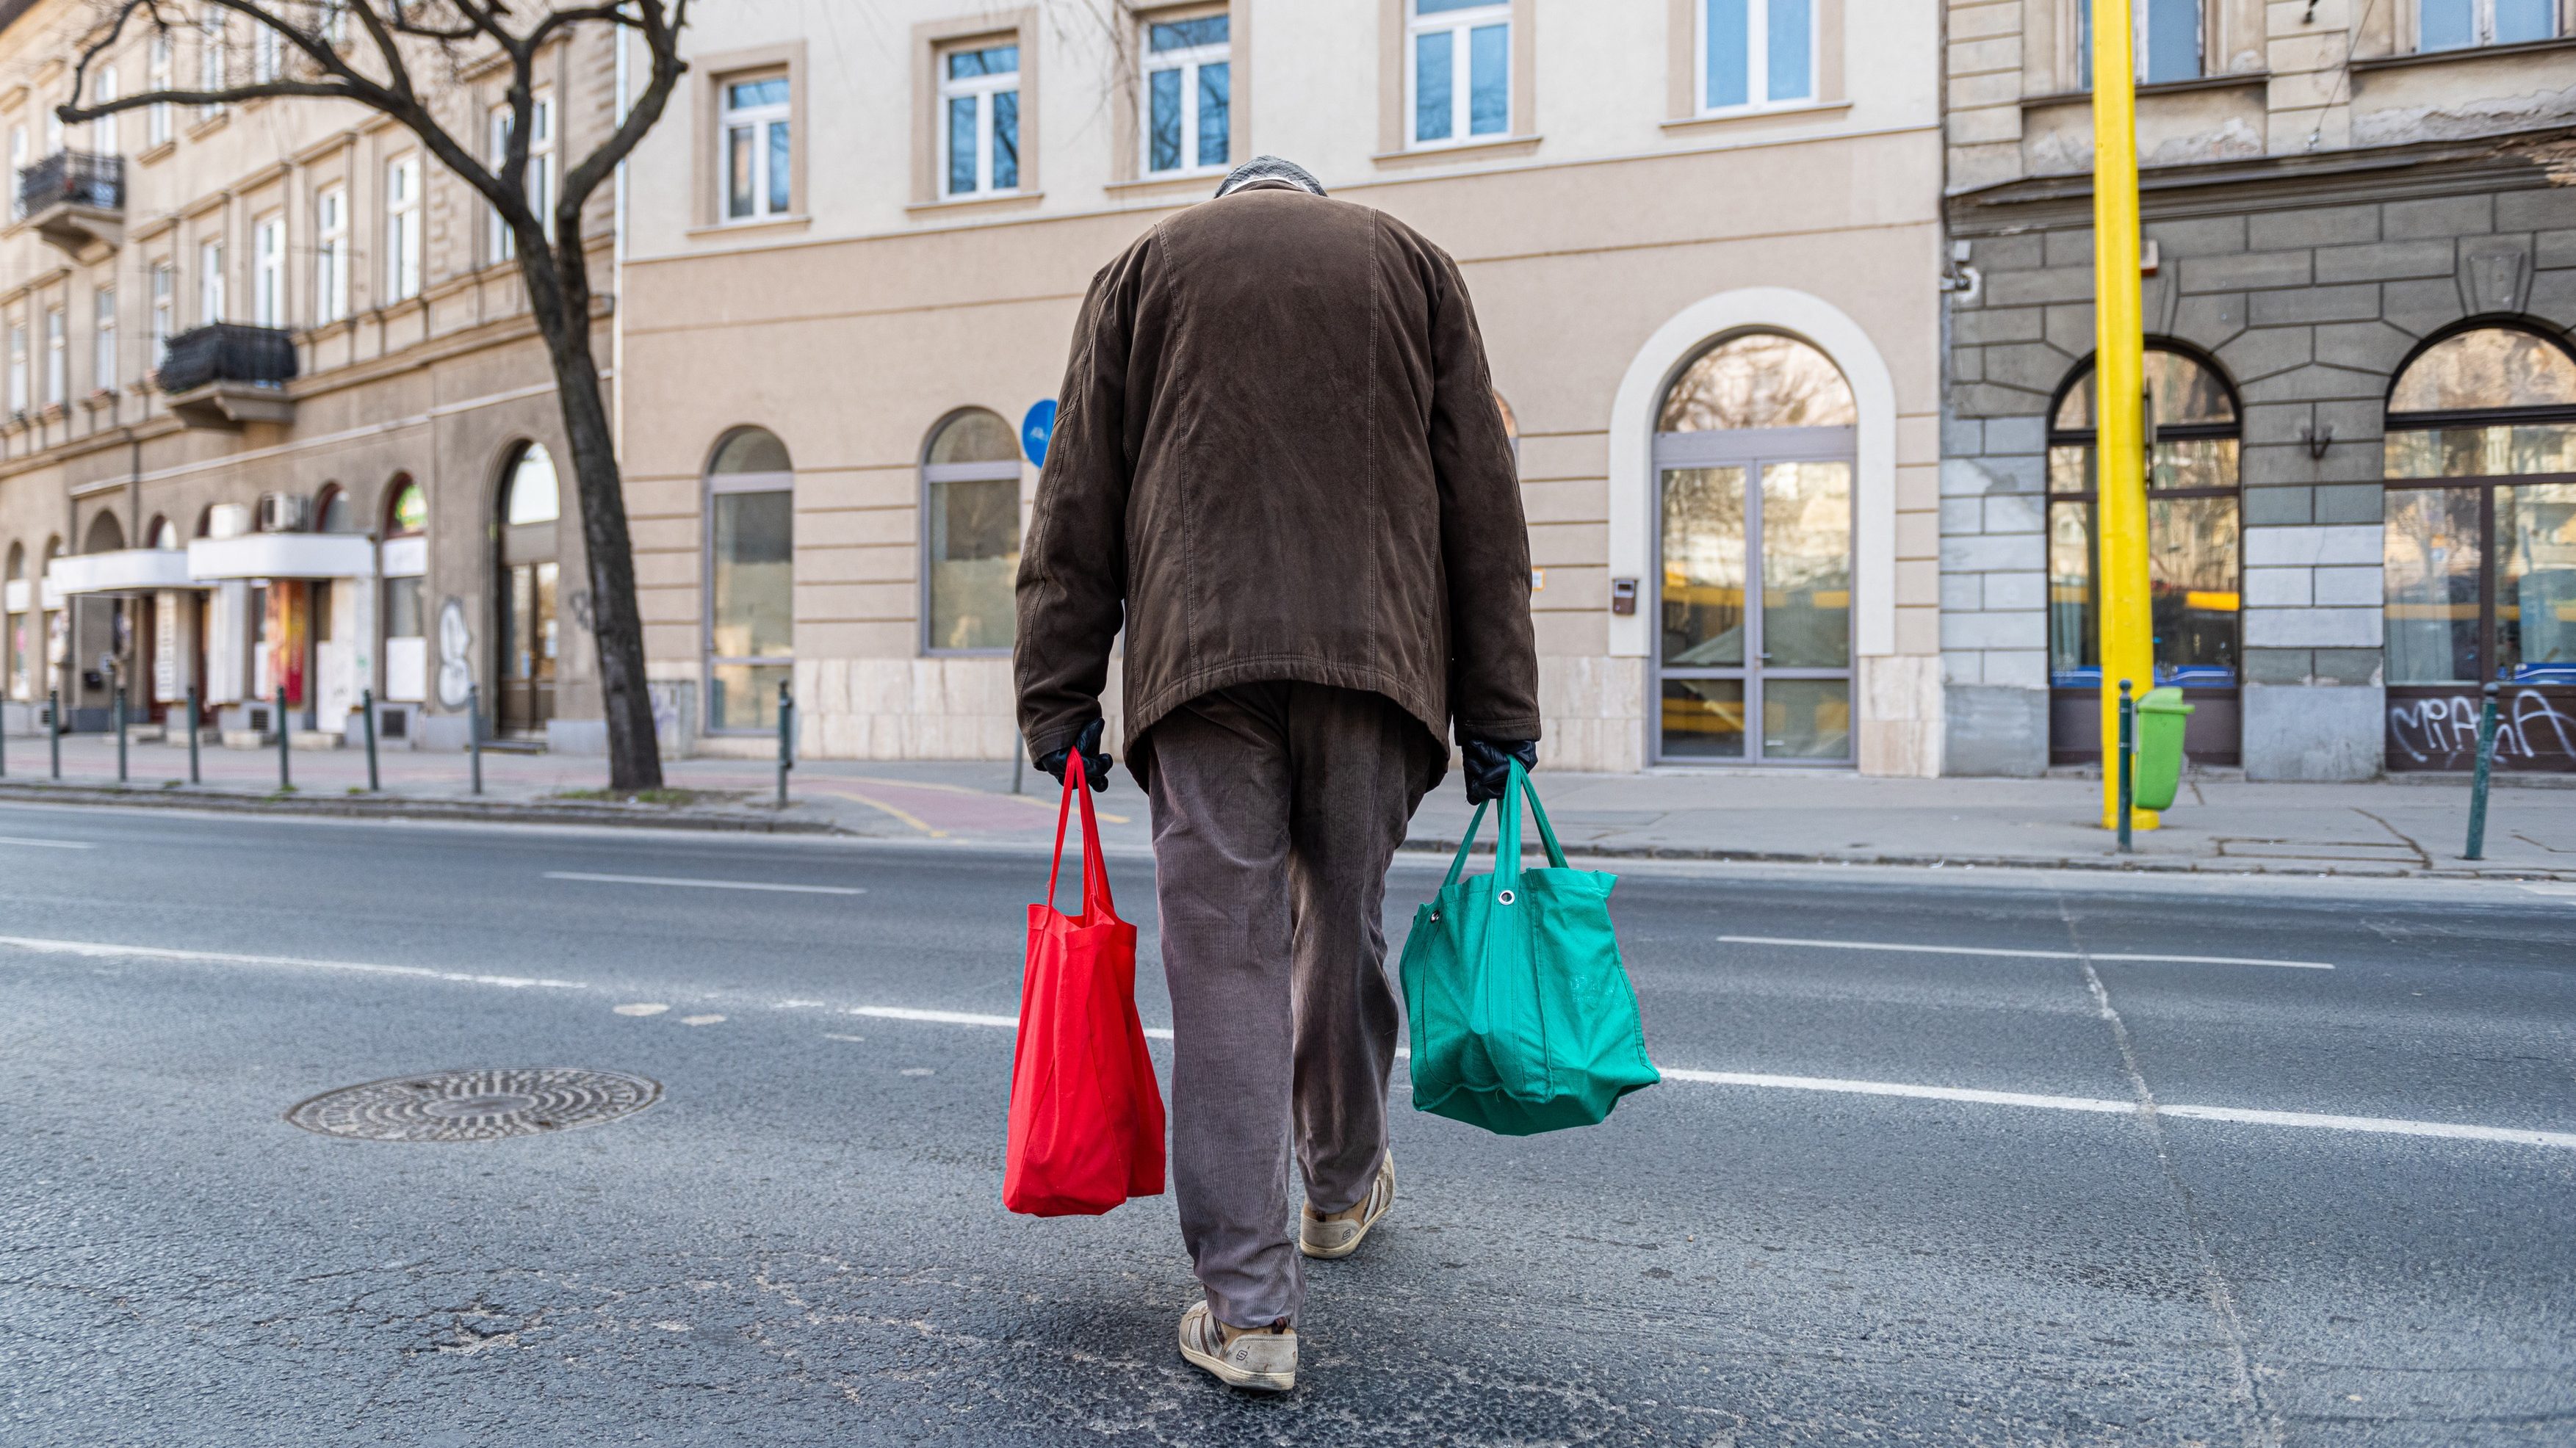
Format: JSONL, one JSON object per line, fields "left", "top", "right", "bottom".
{"left": 705, "top": 427, "right": 795, "bottom": 731}
{"left": 84, "top": 511, "right": 126, "bottom": 555}
{"left": 1653, "top": 331, "right": 1855, "bottom": 762}
{"left": 2382, "top": 325, "right": 2576, "bottom": 713}
{"left": 149, "top": 516, "right": 178, "bottom": 550}
{"left": 385, "top": 474, "right": 426, "bottom": 536}
{"left": 2045, "top": 345, "right": 2243, "bottom": 764}
{"left": 314, "top": 485, "right": 354, "bottom": 535}
{"left": 495, "top": 442, "right": 563, "bottom": 736}
{"left": 922, "top": 408, "right": 1022, "bottom": 654}
{"left": 504, "top": 443, "right": 560, "bottom": 525}
{"left": 4, "top": 543, "right": 25, "bottom": 703}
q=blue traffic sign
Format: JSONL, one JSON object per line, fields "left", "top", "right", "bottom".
{"left": 1021, "top": 399, "right": 1058, "bottom": 467}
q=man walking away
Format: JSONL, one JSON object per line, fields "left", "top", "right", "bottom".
{"left": 1015, "top": 154, "right": 1540, "bottom": 1394}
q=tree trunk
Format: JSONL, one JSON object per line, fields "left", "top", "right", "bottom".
{"left": 522, "top": 252, "right": 663, "bottom": 792}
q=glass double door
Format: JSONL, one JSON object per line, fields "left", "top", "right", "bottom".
{"left": 1655, "top": 430, "right": 1855, "bottom": 761}
{"left": 498, "top": 560, "right": 558, "bottom": 736}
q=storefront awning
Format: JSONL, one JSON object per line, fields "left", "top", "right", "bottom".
{"left": 187, "top": 533, "right": 376, "bottom": 582}
{"left": 47, "top": 549, "right": 206, "bottom": 596}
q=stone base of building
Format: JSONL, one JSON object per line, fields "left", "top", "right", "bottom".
{"left": 2243, "top": 684, "right": 2386, "bottom": 782}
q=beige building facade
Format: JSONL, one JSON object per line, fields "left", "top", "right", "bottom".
{"left": 1, "top": 0, "right": 616, "bottom": 752}
{"left": 617, "top": 0, "right": 1949, "bottom": 774}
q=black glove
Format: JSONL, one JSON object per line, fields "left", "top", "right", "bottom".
{"left": 1461, "top": 735, "right": 1537, "bottom": 806}
{"left": 1036, "top": 717, "right": 1113, "bottom": 792}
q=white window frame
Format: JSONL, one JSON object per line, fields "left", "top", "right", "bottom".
{"left": 43, "top": 307, "right": 67, "bottom": 407}
{"left": 385, "top": 153, "right": 422, "bottom": 300}
{"left": 487, "top": 91, "right": 555, "bottom": 261}
{"left": 938, "top": 43, "right": 1022, "bottom": 199}
{"left": 1405, "top": 0, "right": 1512, "bottom": 151}
{"left": 2417, "top": 0, "right": 2563, "bottom": 49}
{"left": 718, "top": 72, "right": 793, "bottom": 222}
{"left": 147, "top": 36, "right": 173, "bottom": 146}
{"left": 95, "top": 66, "right": 120, "bottom": 153}
{"left": 197, "top": 10, "right": 226, "bottom": 120}
{"left": 253, "top": 23, "right": 281, "bottom": 82}
{"left": 1141, "top": 12, "right": 1230, "bottom": 176}
{"left": 199, "top": 239, "right": 226, "bottom": 325}
{"left": 314, "top": 184, "right": 347, "bottom": 325}
{"left": 1698, "top": 0, "right": 1818, "bottom": 115}
{"left": 5, "top": 324, "right": 26, "bottom": 415}
{"left": 253, "top": 214, "right": 284, "bottom": 328}
{"left": 93, "top": 288, "right": 115, "bottom": 393}
{"left": 149, "top": 262, "right": 173, "bottom": 371}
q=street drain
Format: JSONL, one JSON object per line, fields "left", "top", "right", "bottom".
{"left": 285, "top": 1068, "right": 661, "bottom": 1143}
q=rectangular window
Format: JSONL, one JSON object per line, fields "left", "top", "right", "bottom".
{"left": 253, "top": 23, "right": 280, "bottom": 82}
{"left": 95, "top": 67, "right": 119, "bottom": 154}
{"left": 199, "top": 239, "right": 226, "bottom": 325}
{"left": 1703, "top": 0, "right": 1814, "bottom": 110}
{"left": 253, "top": 214, "right": 284, "bottom": 327}
{"left": 44, "top": 308, "right": 67, "bottom": 407}
{"left": 939, "top": 43, "right": 1021, "bottom": 197}
{"left": 1144, "top": 13, "right": 1230, "bottom": 175}
{"left": 93, "top": 289, "right": 115, "bottom": 393}
{"left": 720, "top": 74, "right": 793, "bottom": 220}
{"left": 314, "top": 185, "right": 347, "bottom": 324}
{"left": 148, "top": 36, "right": 172, "bottom": 145}
{"left": 707, "top": 489, "right": 795, "bottom": 730}
{"left": 385, "top": 154, "right": 421, "bottom": 300}
{"left": 2077, "top": 0, "right": 2204, "bottom": 86}
{"left": 2420, "top": 0, "right": 2559, "bottom": 49}
{"left": 198, "top": 10, "right": 226, "bottom": 120}
{"left": 5, "top": 325, "right": 24, "bottom": 414}
{"left": 1409, "top": 0, "right": 1509, "bottom": 148}
{"left": 149, "top": 262, "right": 173, "bottom": 369}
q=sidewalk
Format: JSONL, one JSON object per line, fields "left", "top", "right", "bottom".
{"left": 0, "top": 731, "right": 2567, "bottom": 879}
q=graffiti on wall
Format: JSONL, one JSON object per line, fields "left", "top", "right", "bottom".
{"left": 2387, "top": 689, "right": 2576, "bottom": 771}
{"left": 436, "top": 598, "right": 475, "bottom": 709}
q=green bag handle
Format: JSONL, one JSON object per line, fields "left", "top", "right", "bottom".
{"left": 1440, "top": 759, "right": 1570, "bottom": 893}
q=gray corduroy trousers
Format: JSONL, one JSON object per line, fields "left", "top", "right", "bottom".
{"left": 1139, "top": 681, "right": 1437, "bottom": 1329}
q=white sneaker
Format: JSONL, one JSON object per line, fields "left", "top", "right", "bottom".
{"left": 1177, "top": 1300, "right": 1296, "bottom": 1392}
{"left": 1299, "top": 1150, "right": 1395, "bottom": 1260}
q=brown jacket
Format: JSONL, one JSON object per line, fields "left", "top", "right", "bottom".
{"left": 1014, "top": 183, "right": 1540, "bottom": 781}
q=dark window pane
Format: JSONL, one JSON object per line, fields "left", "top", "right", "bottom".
{"left": 992, "top": 90, "right": 1019, "bottom": 190}
{"left": 1149, "top": 68, "right": 1183, "bottom": 172}
{"left": 711, "top": 428, "right": 792, "bottom": 476}
{"left": 2143, "top": 0, "right": 2201, "bottom": 82}
{"left": 1706, "top": 0, "right": 1749, "bottom": 108}
{"left": 1661, "top": 678, "right": 1745, "bottom": 758}
{"left": 2389, "top": 327, "right": 2576, "bottom": 412}
{"left": 2500, "top": 482, "right": 2576, "bottom": 684}
{"left": 727, "top": 77, "right": 788, "bottom": 108}
{"left": 1659, "top": 466, "right": 1747, "bottom": 666}
{"left": 726, "top": 124, "right": 753, "bottom": 217}
{"left": 1764, "top": 678, "right": 1848, "bottom": 759}
{"left": 1468, "top": 24, "right": 1509, "bottom": 134}
{"left": 1761, "top": 460, "right": 1851, "bottom": 668}
{"left": 1150, "top": 15, "right": 1228, "bottom": 51}
{"left": 1659, "top": 332, "right": 1855, "bottom": 430}
{"left": 948, "top": 46, "right": 1018, "bottom": 79}
{"left": 2147, "top": 493, "right": 2238, "bottom": 681}
{"left": 947, "top": 95, "right": 977, "bottom": 193}
{"left": 2494, "top": 0, "right": 2555, "bottom": 41}
{"left": 768, "top": 119, "right": 791, "bottom": 212}
{"left": 1198, "top": 62, "right": 1230, "bottom": 167}
{"left": 711, "top": 490, "right": 793, "bottom": 660}
{"left": 1414, "top": 29, "right": 1452, "bottom": 142}
{"left": 928, "top": 477, "right": 1020, "bottom": 651}
{"left": 928, "top": 410, "right": 1019, "bottom": 464}
{"left": 2383, "top": 488, "right": 2483, "bottom": 684}
{"left": 1767, "top": 0, "right": 1812, "bottom": 101}
{"left": 2420, "top": 0, "right": 2475, "bottom": 48}
{"left": 2049, "top": 500, "right": 2096, "bottom": 684}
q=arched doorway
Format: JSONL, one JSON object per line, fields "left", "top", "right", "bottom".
{"left": 495, "top": 442, "right": 561, "bottom": 737}
{"left": 2045, "top": 345, "right": 2243, "bottom": 764}
{"left": 1652, "top": 331, "right": 1856, "bottom": 761}
{"left": 2381, "top": 324, "right": 2576, "bottom": 772}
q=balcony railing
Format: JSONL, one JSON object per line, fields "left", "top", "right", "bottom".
{"left": 158, "top": 323, "right": 298, "bottom": 396}
{"left": 12, "top": 150, "right": 123, "bottom": 222}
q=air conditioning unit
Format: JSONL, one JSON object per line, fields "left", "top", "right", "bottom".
{"left": 257, "top": 492, "right": 311, "bottom": 534}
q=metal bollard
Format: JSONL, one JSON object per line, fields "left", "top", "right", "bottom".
{"left": 2115, "top": 678, "right": 2135, "bottom": 855}
{"left": 2464, "top": 681, "right": 2500, "bottom": 861}
{"left": 276, "top": 686, "right": 292, "bottom": 791}
{"left": 48, "top": 689, "right": 60, "bottom": 780}
{"left": 113, "top": 665, "right": 127, "bottom": 785}
{"left": 468, "top": 684, "right": 483, "bottom": 796}
{"left": 361, "top": 688, "right": 380, "bottom": 793}
{"left": 186, "top": 684, "right": 201, "bottom": 785}
{"left": 776, "top": 679, "right": 794, "bottom": 808}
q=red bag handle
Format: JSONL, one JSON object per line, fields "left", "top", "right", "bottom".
{"left": 1044, "top": 750, "right": 1116, "bottom": 918}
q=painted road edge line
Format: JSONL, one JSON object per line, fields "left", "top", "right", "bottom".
{"left": 1719, "top": 934, "right": 2335, "bottom": 970}
{"left": 0, "top": 835, "right": 97, "bottom": 850}
{"left": 0, "top": 934, "right": 586, "bottom": 990}
{"left": 545, "top": 872, "right": 867, "bottom": 896}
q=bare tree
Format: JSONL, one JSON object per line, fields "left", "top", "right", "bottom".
{"left": 59, "top": 0, "right": 691, "bottom": 790}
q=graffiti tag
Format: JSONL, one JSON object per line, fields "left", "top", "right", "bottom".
{"left": 2386, "top": 689, "right": 2576, "bottom": 771}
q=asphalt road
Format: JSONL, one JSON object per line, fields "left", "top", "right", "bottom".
{"left": 1, "top": 802, "right": 2570, "bottom": 1446}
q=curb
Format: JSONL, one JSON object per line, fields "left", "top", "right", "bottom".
{"left": 0, "top": 781, "right": 845, "bottom": 835}
{"left": 1396, "top": 836, "right": 2576, "bottom": 883}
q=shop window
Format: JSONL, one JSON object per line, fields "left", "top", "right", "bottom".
{"left": 1144, "top": 10, "right": 1230, "bottom": 175}
{"left": 4, "top": 543, "right": 24, "bottom": 703}
{"left": 1652, "top": 332, "right": 1855, "bottom": 763}
{"left": 2045, "top": 347, "right": 2242, "bottom": 699}
{"left": 1410, "top": 0, "right": 1509, "bottom": 148}
{"left": 1702, "top": 0, "right": 1814, "bottom": 112}
{"left": 2420, "top": 0, "right": 2558, "bottom": 51}
{"left": 706, "top": 427, "right": 795, "bottom": 732}
{"left": 923, "top": 409, "right": 1022, "bottom": 654}
{"left": 721, "top": 73, "right": 793, "bottom": 221}
{"left": 2383, "top": 326, "right": 2576, "bottom": 691}
{"left": 940, "top": 42, "right": 1021, "bottom": 197}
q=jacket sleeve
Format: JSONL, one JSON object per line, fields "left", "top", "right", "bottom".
{"left": 1015, "top": 240, "right": 1144, "bottom": 764}
{"left": 1425, "top": 246, "right": 1543, "bottom": 744}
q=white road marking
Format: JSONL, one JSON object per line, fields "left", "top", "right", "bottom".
{"left": 2519, "top": 884, "right": 2576, "bottom": 899}
{"left": 613, "top": 1003, "right": 669, "bottom": 1016}
{"left": 544, "top": 871, "right": 866, "bottom": 896}
{"left": 823, "top": 1033, "right": 868, "bottom": 1043}
{"left": 0, "top": 836, "right": 95, "bottom": 850}
{"left": 841, "top": 1004, "right": 1175, "bottom": 1040}
{"left": 0, "top": 934, "right": 584, "bottom": 990}
{"left": 679, "top": 1014, "right": 726, "bottom": 1026}
{"left": 1719, "top": 934, "right": 2334, "bottom": 971}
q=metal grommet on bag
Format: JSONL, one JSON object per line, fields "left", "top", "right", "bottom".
{"left": 1497, "top": 888, "right": 1516, "bottom": 905}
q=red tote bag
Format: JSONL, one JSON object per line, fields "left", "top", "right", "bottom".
{"left": 1003, "top": 753, "right": 1166, "bottom": 1217}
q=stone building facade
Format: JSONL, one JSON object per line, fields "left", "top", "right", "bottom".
{"left": 1, "top": 1, "right": 616, "bottom": 750}
{"left": 1941, "top": 0, "right": 2576, "bottom": 777}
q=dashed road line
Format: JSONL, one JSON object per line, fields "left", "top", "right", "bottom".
{"left": 1720, "top": 934, "right": 2335, "bottom": 970}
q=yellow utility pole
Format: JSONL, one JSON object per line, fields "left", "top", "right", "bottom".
{"left": 2090, "top": 0, "right": 2158, "bottom": 831}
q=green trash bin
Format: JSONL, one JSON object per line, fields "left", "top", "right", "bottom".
{"left": 2132, "top": 685, "right": 2194, "bottom": 811}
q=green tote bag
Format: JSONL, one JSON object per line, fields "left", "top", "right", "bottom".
{"left": 1399, "top": 761, "right": 1660, "bottom": 1136}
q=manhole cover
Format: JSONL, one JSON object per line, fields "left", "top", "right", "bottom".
{"left": 285, "top": 1068, "right": 661, "bottom": 1143}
